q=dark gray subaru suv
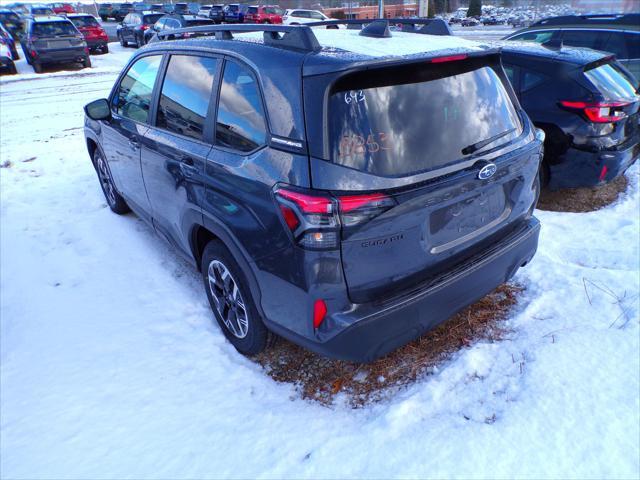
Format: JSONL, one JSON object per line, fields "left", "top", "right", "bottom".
{"left": 83, "top": 21, "right": 543, "bottom": 362}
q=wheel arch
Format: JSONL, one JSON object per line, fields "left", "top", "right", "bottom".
{"left": 189, "top": 222, "right": 265, "bottom": 318}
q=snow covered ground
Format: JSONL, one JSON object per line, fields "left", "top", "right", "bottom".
{"left": 1, "top": 42, "right": 639, "bottom": 479}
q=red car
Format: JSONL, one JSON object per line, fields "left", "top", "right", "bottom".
{"left": 49, "top": 3, "right": 75, "bottom": 14}
{"left": 244, "top": 5, "right": 284, "bottom": 24}
{"left": 68, "top": 14, "right": 109, "bottom": 54}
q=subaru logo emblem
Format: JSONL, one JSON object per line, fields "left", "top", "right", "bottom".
{"left": 478, "top": 163, "right": 497, "bottom": 180}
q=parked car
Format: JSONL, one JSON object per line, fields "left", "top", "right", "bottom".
{"left": 222, "top": 4, "right": 248, "bottom": 23}
{"left": 117, "top": 11, "right": 163, "bottom": 47}
{"left": 144, "top": 13, "right": 215, "bottom": 43}
{"left": 133, "top": 3, "right": 151, "bottom": 12}
{"left": 49, "top": 3, "right": 75, "bottom": 14}
{"left": 0, "top": 22, "right": 19, "bottom": 59}
{"left": 21, "top": 16, "right": 90, "bottom": 73}
{"left": 461, "top": 17, "right": 479, "bottom": 27}
{"left": 504, "top": 14, "right": 640, "bottom": 80}
{"left": 207, "top": 4, "right": 224, "bottom": 23}
{"left": 112, "top": 3, "right": 134, "bottom": 21}
{"left": 197, "top": 4, "right": 213, "bottom": 17}
{"left": 150, "top": 4, "right": 164, "bottom": 12}
{"left": 172, "top": 3, "right": 189, "bottom": 14}
{"left": 98, "top": 3, "right": 114, "bottom": 21}
{"left": 0, "top": 37, "right": 16, "bottom": 74}
{"left": 244, "top": 5, "right": 283, "bottom": 24}
{"left": 188, "top": 3, "right": 200, "bottom": 14}
{"left": 68, "top": 14, "right": 109, "bottom": 54}
{"left": 0, "top": 9, "right": 24, "bottom": 38}
{"left": 83, "top": 23, "right": 542, "bottom": 362}
{"left": 498, "top": 42, "right": 639, "bottom": 189}
{"left": 282, "top": 9, "right": 330, "bottom": 25}
{"left": 27, "top": 4, "right": 55, "bottom": 16}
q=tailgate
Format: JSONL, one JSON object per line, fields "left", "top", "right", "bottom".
{"left": 304, "top": 54, "right": 541, "bottom": 303}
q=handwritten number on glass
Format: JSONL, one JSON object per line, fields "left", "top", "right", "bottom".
{"left": 344, "top": 90, "right": 365, "bottom": 104}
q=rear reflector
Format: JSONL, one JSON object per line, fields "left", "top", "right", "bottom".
{"left": 560, "top": 100, "right": 630, "bottom": 123}
{"left": 431, "top": 54, "right": 468, "bottom": 63}
{"left": 599, "top": 165, "right": 608, "bottom": 181}
{"left": 313, "top": 299, "right": 327, "bottom": 329}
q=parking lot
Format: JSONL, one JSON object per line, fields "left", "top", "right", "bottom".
{"left": 1, "top": 10, "right": 639, "bottom": 480}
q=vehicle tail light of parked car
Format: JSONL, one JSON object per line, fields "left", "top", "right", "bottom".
{"left": 559, "top": 100, "right": 631, "bottom": 123}
{"left": 274, "top": 187, "right": 396, "bottom": 250}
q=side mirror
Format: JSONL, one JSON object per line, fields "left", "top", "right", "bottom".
{"left": 535, "top": 128, "right": 546, "bottom": 143}
{"left": 84, "top": 98, "right": 111, "bottom": 121}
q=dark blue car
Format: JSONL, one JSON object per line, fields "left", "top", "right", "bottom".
{"left": 82, "top": 21, "right": 542, "bottom": 362}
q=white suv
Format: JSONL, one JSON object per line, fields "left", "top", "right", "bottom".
{"left": 282, "top": 9, "right": 330, "bottom": 25}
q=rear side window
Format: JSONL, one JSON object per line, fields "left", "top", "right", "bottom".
{"left": 521, "top": 70, "right": 549, "bottom": 92}
{"left": 511, "top": 30, "right": 554, "bottom": 43}
{"left": 216, "top": 60, "right": 267, "bottom": 152}
{"left": 329, "top": 64, "right": 522, "bottom": 177}
{"left": 625, "top": 32, "right": 640, "bottom": 59}
{"left": 32, "top": 21, "right": 77, "bottom": 36}
{"left": 156, "top": 55, "right": 218, "bottom": 140}
{"left": 561, "top": 30, "right": 610, "bottom": 51}
{"left": 71, "top": 16, "right": 99, "bottom": 27}
{"left": 584, "top": 63, "right": 638, "bottom": 101}
{"left": 114, "top": 55, "right": 162, "bottom": 123}
{"left": 143, "top": 14, "right": 163, "bottom": 24}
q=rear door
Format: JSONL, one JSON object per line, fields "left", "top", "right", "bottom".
{"left": 140, "top": 53, "right": 219, "bottom": 253}
{"left": 305, "top": 56, "right": 540, "bottom": 303}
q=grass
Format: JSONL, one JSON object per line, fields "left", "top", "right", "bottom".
{"left": 537, "top": 175, "right": 628, "bottom": 213}
{"left": 256, "top": 283, "right": 523, "bottom": 407}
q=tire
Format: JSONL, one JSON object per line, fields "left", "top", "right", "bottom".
{"left": 93, "top": 149, "right": 130, "bottom": 214}
{"left": 83, "top": 56, "right": 91, "bottom": 68}
{"left": 201, "top": 240, "right": 272, "bottom": 356}
{"left": 32, "top": 61, "right": 43, "bottom": 73}
{"left": 7, "top": 62, "right": 17, "bottom": 75}
{"left": 102, "top": 44, "right": 109, "bottom": 54}
{"left": 539, "top": 160, "right": 550, "bottom": 188}
{"left": 135, "top": 34, "right": 142, "bottom": 48}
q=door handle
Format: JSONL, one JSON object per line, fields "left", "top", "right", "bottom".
{"left": 128, "top": 138, "right": 140, "bottom": 150}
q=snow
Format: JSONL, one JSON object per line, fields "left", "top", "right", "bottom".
{"left": 1, "top": 41, "right": 639, "bottom": 479}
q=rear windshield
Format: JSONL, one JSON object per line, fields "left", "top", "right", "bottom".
{"left": 585, "top": 63, "right": 638, "bottom": 101}
{"left": 143, "top": 13, "right": 163, "bottom": 23}
{"left": 248, "top": 7, "right": 258, "bottom": 13}
{"left": 71, "top": 16, "right": 99, "bottom": 27}
{"left": 211, "top": 5, "right": 221, "bottom": 11}
{"left": 32, "top": 21, "right": 77, "bottom": 36}
{"left": 329, "top": 63, "right": 522, "bottom": 177}
{"left": 32, "top": 7, "right": 53, "bottom": 14}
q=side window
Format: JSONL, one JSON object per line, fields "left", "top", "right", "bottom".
{"left": 512, "top": 30, "right": 554, "bottom": 43}
{"left": 503, "top": 64, "right": 519, "bottom": 92}
{"left": 624, "top": 32, "right": 639, "bottom": 59}
{"left": 310, "top": 11, "right": 324, "bottom": 20}
{"left": 156, "top": 55, "right": 218, "bottom": 140}
{"left": 603, "top": 32, "right": 627, "bottom": 59}
{"left": 113, "top": 55, "right": 162, "bottom": 123}
{"left": 561, "top": 30, "right": 610, "bottom": 51}
{"left": 216, "top": 60, "right": 267, "bottom": 153}
{"left": 521, "top": 69, "right": 549, "bottom": 92}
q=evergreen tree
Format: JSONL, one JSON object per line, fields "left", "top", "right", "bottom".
{"left": 467, "top": 0, "right": 482, "bottom": 17}
{"left": 428, "top": 0, "right": 436, "bottom": 18}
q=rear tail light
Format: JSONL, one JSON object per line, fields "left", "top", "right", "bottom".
{"left": 274, "top": 186, "right": 395, "bottom": 250}
{"left": 140, "top": 24, "right": 149, "bottom": 30}
{"left": 430, "top": 54, "right": 467, "bottom": 63}
{"left": 313, "top": 299, "right": 327, "bottom": 329}
{"left": 560, "top": 100, "right": 630, "bottom": 123}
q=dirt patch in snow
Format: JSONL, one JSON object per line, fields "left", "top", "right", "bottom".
{"left": 537, "top": 175, "right": 628, "bottom": 213}
{"left": 256, "top": 283, "right": 522, "bottom": 407}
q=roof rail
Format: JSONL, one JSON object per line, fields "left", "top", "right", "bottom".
{"left": 304, "top": 18, "right": 453, "bottom": 36}
{"left": 530, "top": 13, "right": 640, "bottom": 27}
{"left": 150, "top": 24, "right": 321, "bottom": 52}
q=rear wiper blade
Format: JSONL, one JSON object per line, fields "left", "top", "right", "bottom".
{"left": 461, "top": 128, "right": 516, "bottom": 156}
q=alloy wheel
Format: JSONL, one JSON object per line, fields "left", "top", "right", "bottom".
{"left": 96, "top": 152, "right": 116, "bottom": 207}
{"left": 207, "top": 259, "right": 249, "bottom": 339}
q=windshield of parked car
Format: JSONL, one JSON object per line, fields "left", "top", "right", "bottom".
{"left": 71, "top": 16, "right": 100, "bottom": 27}
{"left": 32, "top": 21, "right": 77, "bottom": 36}
{"left": 329, "top": 63, "right": 522, "bottom": 177}
{"left": 585, "top": 62, "right": 639, "bottom": 101}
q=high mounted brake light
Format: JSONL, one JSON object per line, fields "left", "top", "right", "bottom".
{"left": 430, "top": 54, "right": 467, "bottom": 63}
{"left": 560, "top": 100, "right": 630, "bottom": 123}
{"left": 274, "top": 187, "right": 396, "bottom": 250}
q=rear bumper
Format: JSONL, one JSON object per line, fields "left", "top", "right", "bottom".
{"left": 549, "top": 137, "right": 640, "bottom": 189}
{"left": 266, "top": 218, "right": 540, "bottom": 362}
{"left": 85, "top": 39, "right": 108, "bottom": 49}
{"left": 35, "top": 48, "right": 87, "bottom": 64}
